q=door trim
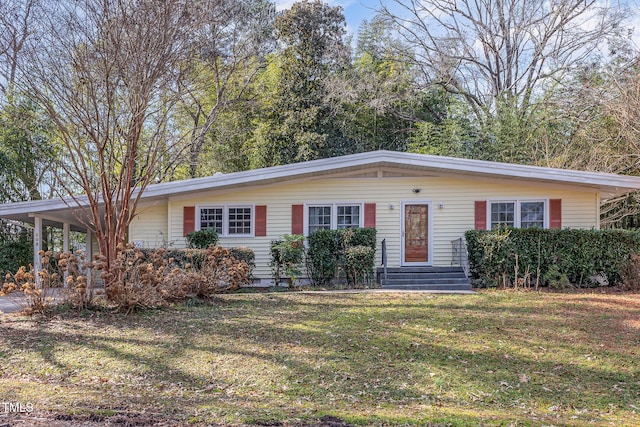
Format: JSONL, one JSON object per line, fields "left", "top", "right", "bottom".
{"left": 400, "top": 200, "right": 433, "bottom": 266}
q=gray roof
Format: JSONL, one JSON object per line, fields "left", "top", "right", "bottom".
{"left": 2, "top": 150, "right": 640, "bottom": 228}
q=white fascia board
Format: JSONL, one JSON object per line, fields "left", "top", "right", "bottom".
{"left": 3, "top": 151, "right": 640, "bottom": 218}
{"left": 0, "top": 197, "right": 85, "bottom": 216}
{"left": 138, "top": 150, "right": 640, "bottom": 200}
{"left": 382, "top": 151, "right": 640, "bottom": 189}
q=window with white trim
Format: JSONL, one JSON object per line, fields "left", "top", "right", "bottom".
{"left": 200, "top": 207, "right": 223, "bottom": 234}
{"left": 198, "top": 205, "right": 253, "bottom": 236}
{"left": 307, "top": 204, "right": 362, "bottom": 234}
{"left": 308, "top": 206, "right": 332, "bottom": 234}
{"left": 520, "top": 201, "right": 545, "bottom": 228}
{"left": 490, "top": 200, "right": 546, "bottom": 229}
{"left": 337, "top": 205, "right": 360, "bottom": 229}
{"left": 228, "top": 207, "right": 252, "bottom": 235}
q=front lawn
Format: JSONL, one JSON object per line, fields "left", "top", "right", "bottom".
{"left": 0, "top": 291, "right": 638, "bottom": 426}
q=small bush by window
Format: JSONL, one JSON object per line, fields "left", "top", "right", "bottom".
{"left": 270, "top": 234, "right": 305, "bottom": 287}
{"left": 186, "top": 228, "right": 219, "bottom": 248}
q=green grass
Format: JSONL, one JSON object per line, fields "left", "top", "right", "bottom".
{"left": 1, "top": 291, "right": 639, "bottom": 426}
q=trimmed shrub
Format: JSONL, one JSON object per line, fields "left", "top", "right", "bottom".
{"left": 465, "top": 228, "right": 640, "bottom": 288}
{"left": 186, "top": 228, "right": 219, "bottom": 249}
{"left": 622, "top": 254, "right": 640, "bottom": 291}
{"left": 270, "top": 234, "right": 305, "bottom": 286}
{"left": 130, "top": 246, "right": 254, "bottom": 273}
{"left": 306, "top": 229, "right": 340, "bottom": 287}
{"left": 341, "top": 227, "right": 377, "bottom": 249}
{"left": 305, "top": 227, "right": 377, "bottom": 288}
{"left": 345, "top": 245, "right": 375, "bottom": 287}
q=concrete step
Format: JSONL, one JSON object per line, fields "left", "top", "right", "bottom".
{"left": 381, "top": 278, "right": 470, "bottom": 286}
{"left": 377, "top": 266, "right": 464, "bottom": 274}
{"left": 376, "top": 266, "right": 471, "bottom": 291}
{"left": 381, "top": 283, "right": 473, "bottom": 291}
{"left": 383, "top": 272, "right": 467, "bottom": 280}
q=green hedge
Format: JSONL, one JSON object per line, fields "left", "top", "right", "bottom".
{"left": 0, "top": 239, "right": 32, "bottom": 275}
{"left": 306, "top": 230, "right": 340, "bottom": 287}
{"left": 0, "top": 225, "right": 32, "bottom": 275}
{"left": 465, "top": 228, "right": 640, "bottom": 288}
{"left": 306, "top": 227, "right": 377, "bottom": 288}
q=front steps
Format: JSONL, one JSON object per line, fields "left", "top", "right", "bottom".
{"left": 377, "top": 266, "right": 472, "bottom": 291}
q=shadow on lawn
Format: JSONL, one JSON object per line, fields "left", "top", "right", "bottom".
{"left": 1, "top": 292, "right": 639, "bottom": 426}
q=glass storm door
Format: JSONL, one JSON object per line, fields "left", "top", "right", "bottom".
{"left": 404, "top": 204, "right": 429, "bottom": 263}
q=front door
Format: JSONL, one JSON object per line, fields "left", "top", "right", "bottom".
{"left": 403, "top": 203, "right": 429, "bottom": 264}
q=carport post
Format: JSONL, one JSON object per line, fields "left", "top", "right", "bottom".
{"left": 85, "top": 230, "right": 93, "bottom": 290}
{"left": 33, "top": 216, "right": 42, "bottom": 287}
{"left": 63, "top": 222, "right": 70, "bottom": 286}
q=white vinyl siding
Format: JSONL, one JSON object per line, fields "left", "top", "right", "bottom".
{"left": 131, "top": 174, "right": 600, "bottom": 279}
{"left": 128, "top": 203, "right": 168, "bottom": 248}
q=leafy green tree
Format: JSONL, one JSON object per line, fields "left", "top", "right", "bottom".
{"left": 329, "top": 17, "right": 428, "bottom": 153}
{"left": 0, "top": 97, "right": 56, "bottom": 202}
{"left": 247, "top": 0, "right": 350, "bottom": 168}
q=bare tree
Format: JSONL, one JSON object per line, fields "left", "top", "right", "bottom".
{"left": 20, "top": 0, "right": 199, "bottom": 292}
{"left": 0, "top": 0, "right": 41, "bottom": 102}
{"left": 598, "top": 63, "right": 640, "bottom": 227}
{"left": 380, "top": 0, "right": 629, "bottom": 123}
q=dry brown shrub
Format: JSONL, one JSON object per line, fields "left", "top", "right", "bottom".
{"left": 98, "top": 245, "right": 251, "bottom": 313}
{"left": 2, "top": 245, "right": 251, "bottom": 315}
{"left": 1, "top": 250, "right": 92, "bottom": 313}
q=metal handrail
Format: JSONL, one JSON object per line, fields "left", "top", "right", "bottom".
{"left": 381, "top": 238, "right": 388, "bottom": 282}
{"left": 451, "top": 237, "right": 469, "bottom": 277}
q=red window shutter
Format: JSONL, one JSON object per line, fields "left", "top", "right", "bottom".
{"left": 255, "top": 205, "right": 267, "bottom": 236}
{"left": 474, "top": 201, "right": 487, "bottom": 230}
{"left": 550, "top": 199, "right": 562, "bottom": 229}
{"left": 291, "top": 204, "right": 304, "bottom": 234}
{"left": 364, "top": 203, "right": 376, "bottom": 228}
{"left": 183, "top": 206, "right": 195, "bottom": 236}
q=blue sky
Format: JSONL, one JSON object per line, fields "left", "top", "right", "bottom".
{"left": 275, "top": 0, "right": 382, "bottom": 35}
{"left": 275, "top": 0, "right": 640, "bottom": 46}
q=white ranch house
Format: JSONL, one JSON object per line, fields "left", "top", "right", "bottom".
{"left": 2, "top": 150, "right": 640, "bottom": 288}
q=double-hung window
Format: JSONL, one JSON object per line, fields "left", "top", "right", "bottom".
{"left": 198, "top": 205, "right": 253, "bottom": 236}
{"left": 489, "top": 200, "right": 546, "bottom": 229}
{"left": 200, "top": 207, "right": 223, "bottom": 234}
{"left": 307, "top": 203, "right": 362, "bottom": 234}
{"left": 308, "top": 206, "right": 332, "bottom": 234}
